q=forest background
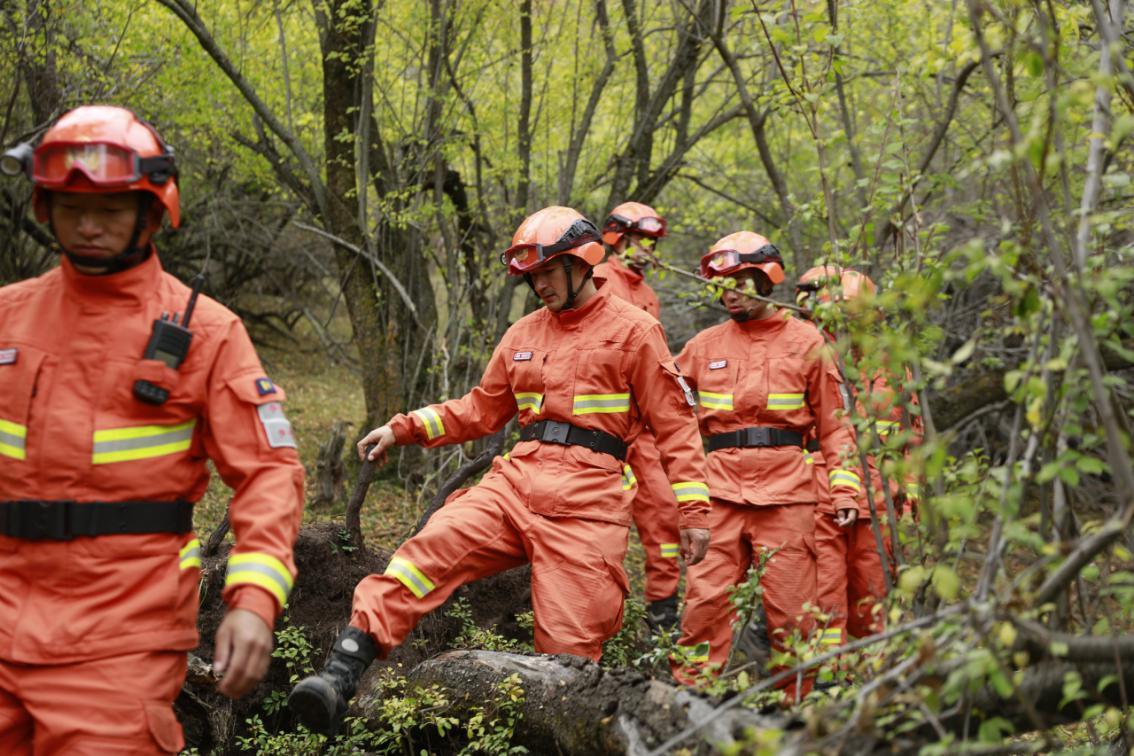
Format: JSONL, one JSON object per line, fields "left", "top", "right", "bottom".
{"left": 1, "top": 0, "right": 1133, "bottom": 753}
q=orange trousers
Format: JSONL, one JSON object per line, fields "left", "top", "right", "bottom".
{"left": 0, "top": 650, "right": 185, "bottom": 754}
{"left": 674, "top": 500, "right": 816, "bottom": 700}
{"left": 351, "top": 467, "right": 630, "bottom": 661}
{"left": 814, "top": 513, "right": 889, "bottom": 646}
{"left": 627, "top": 433, "right": 681, "bottom": 602}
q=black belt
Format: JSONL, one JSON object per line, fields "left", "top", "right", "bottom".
{"left": 707, "top": 427, "right": 805, "bottom": 452}
{"left": 806, "top": 439, "right": 820, "bottom": 453}
{"left": 520, "top": 420, "right": 628, "bottom": 462}
{"left": 0, "top": 500, "right": 194, "bottom": 541}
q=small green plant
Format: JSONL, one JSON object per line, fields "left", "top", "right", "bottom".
{"left": 449, "top": 597, "right": 531, "bottom": 653}
{"left": 601, "top": 595, "right": 649, "bottom": 667}
{"left": 461, "top": 673, "right": 529, "bottom": 755}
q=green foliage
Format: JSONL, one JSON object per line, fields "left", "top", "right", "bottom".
{"left": 448, "top": 597, "right": 533, "bottom": 653}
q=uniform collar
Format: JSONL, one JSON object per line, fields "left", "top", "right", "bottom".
{"left": 552, "top": 279, "right": 610, "bottom": 327}
{"left": 60, "top": 245, "right": 162, "bottom": 307}
{"left": 732, "top": 307, "right": 791, "bottom": 336}
{"left": 607, "top": 255, "right": 644, "bottom": 283}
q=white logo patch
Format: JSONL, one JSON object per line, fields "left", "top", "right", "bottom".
{"left": 513, "top": 351, "right": 533, "bottom": 361}
{"left": 0, "top": 348, "right": 18, "bottom": 366}
{"left": 341, "top": 638, "right": 360, "bottom": 653}
{"left": 709, "top": 359, "right": 727, "bottom": 370}
{"left": 257, "top": 402, "right": 297, "bottom": 449}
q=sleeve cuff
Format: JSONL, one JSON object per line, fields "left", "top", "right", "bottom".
{"left": 388, "top": 414, "right": 416, "bottom": 445}
{"left": 228, "top": 585, "right": 280, "bottom": 630}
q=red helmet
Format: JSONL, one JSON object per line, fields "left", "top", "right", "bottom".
{"left": 699, "top": 231, "right": 785, "bottom": 284}
{"left": 29, "top": 106, "right": 180, "bottom": 227}
{"left": 503, "top": 206, "right": 604, "bottom": 275}
{"left": 795, "top": 265, "right": 876, "bottom": 306}
{"left": 601, "top": 201, "right": 668, "bottom": 246}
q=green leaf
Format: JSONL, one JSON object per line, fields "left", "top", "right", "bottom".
{"left": 931, "top": 566, "right": 961, "bottom": 601}
{"left": 979, "top": 716, "right": 1013, "bottom": 742}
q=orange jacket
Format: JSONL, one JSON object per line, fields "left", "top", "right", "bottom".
{"left": 593, "top": 257, "right": 660, "bottom": 320}
{"left": 389, "top": 283, "right": 709, "bottom": 529}
{"left": 0, "top": 253, "right": 305, "bottom": 664}
{"left": 676, "top": 311, "right": 861, "bottom": 510}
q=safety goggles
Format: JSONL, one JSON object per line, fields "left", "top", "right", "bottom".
{"left": 700, "top": 244, "right": 783, "bottom": 276}
{"left": 501, "top": 220, "right": 601, "bottom": 273}
{"left": 32, "top": 141, "right": 176, "bottom": 186}
{"left": 602, "top": 213, "right": 667, "bottom": 239}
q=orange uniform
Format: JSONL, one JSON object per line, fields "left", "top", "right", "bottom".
{"left": 349, "top": 283, "right": 708, "bottom": 659}
{"left": 673, "top": 310, "right": 860, "bottom": 697}
{"left": 814, "top": 363, "right": 922, "bottom": 648}
{"left": 0, "top": 253, "right": 305, "bottom": 752}
{"left": 593, "top": 259, "right": 681, "bottom": 602}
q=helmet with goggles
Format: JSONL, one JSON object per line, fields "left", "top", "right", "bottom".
{"left": 9, "top": 105, "right": 181, "bottom": 228}
{"left": 601, "top": 201, "right": 668, "bottom": 246}
{"left": 795, "top": 265, "right": 876, "bottom": 307}
{"left": 700, "top": 231, "right": 785, "bottom": 285}
{"left": 502, "top": 206, "right": 604, "bottom": 275}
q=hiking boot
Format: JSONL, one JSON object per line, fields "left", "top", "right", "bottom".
{"left": 288, "top": 626, "right": 378, "bottom": 735}
{"left": 647, "top": 593, "right": 680, "bottom": 632}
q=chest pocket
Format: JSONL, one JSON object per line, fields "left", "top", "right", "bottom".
{"left": 92, "top": 359, "right": 201, "bottom": 466}
{"left": 0, "top": 345, "right": 49, "bottom": 462}
{"left": 572, "top": 346, "right": 631, "bottom": 418}
{"left": 764, "top": 353, "right": 810, "bottom": 422}
{"left": 696, "top": 357, "right": 739, "bottom": 414}
{"left": 506, "top": 347, "right": 548, "bottom": 417}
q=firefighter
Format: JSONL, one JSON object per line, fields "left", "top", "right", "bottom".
{"left": 0, "top": 105, "right": 305, "bottom": 753}
{"left": 596, "top": 201, "right": 682, "bottom": 628}
{"left": 795, "top": 265, "right": 923, "bottom": 659}
{"left": 289, "top": 206, "right": 711, "bottom": 734}
{"left": 671, "top": 233, "right": 862, "bottom": 702}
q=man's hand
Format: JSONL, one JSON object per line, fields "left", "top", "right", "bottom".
{"left": 835, "top": 506, "right": 859, "bottom": 528}
{"left": 680, "top": 527, "right": 710, "bottom": 565}
{"left": 214, "top": 608, "right": 273, "bottom": 699}
{"left": 357, "top": 424, "right": 396, "bottom": 464}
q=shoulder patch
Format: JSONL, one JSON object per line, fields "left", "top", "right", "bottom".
{"left": 513, "top": 351, "right": 533, "bottom": 361}
{"left": 709, "top": 359, "right": 727, "bottom": 370}
{"left": 255, "top": 377, "right": 277, "bottom": 396}
{"left": 0, "top": 348, "right": 17, "bottom": 366}
{"left": 257, "top": 402, "right": 297, "bottom": 448}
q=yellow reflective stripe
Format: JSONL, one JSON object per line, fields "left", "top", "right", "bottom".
{"left": 767, "top": 393, "right": 805, "bottom": 410}
{"left": 91, "top": 420, "right": 196, "bottom": 464}
{"left": 875, "top": 420, "right": 901, "bottom": 435}
{"left": 0, "top": 419, "right": 26, "bottom": 461}
{"left": 621, "top": 464, "right": 638, "bottom": 491}
{"left": 660, "top": 543, "right": 680, "bottom": 559}
{"left": 672, "top": 481, "right": 710, "bottom": 502}
{"left": 829, "top": 468, "right": 862, "bottom": 491}
{"left": 697, "top": 391, "right": 734, "bottom": 411}
{"left": 803, "top": 450, "right": 814, "bottom": 465}
{"left": 821, "top": 627, "right": 844, "bottom": 645}
{"left": 411, "top": 407, "right": 445, "bottom": 440}
{"left": 385, "top": 555, "right": 436, "bottom": 599}
{"left": 225, "top": 552, "right": 294, "bottom": 606}
{"left": 179, "top": 538, "right": 202, "bottom": 570}
{"left": 682, "top": 642, "right": 710, "bottom": 663}
{"left": 514, "top": 392, "right": 543, "bottom": 414}
{"left": 573, "top": 393, "right": 631, "bottom": 415}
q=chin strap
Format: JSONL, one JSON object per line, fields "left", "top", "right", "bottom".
{"left": 50, "top": 193, "right": 154, "bottom": 275}
{"left": 523, "top": 256, "right": 594, "bottom": 310}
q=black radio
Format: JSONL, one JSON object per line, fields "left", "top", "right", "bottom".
{"left": 134, "top": 274, "right": 204, "bottom": 405}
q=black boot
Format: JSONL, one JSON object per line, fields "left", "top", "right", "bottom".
{"left": 646, "top": 593, "right": 679, "bottom": 632}
{"left": 288, "top": 626, "right": 378, "bottom": 735}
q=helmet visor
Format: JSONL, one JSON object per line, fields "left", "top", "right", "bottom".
{"left": 32, "top": 142, "right": 175, "bottom": 187}
{"left": 602, "top": 213, "right": 667, "bottom": 239}
{"left": 700, "top": 244, "right": 785, "bottom": 284}
{"left": 502, "top": 223, "right": 601, "bottom": 274}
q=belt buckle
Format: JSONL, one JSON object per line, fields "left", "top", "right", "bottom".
{"left": 12, "top": 500, "right": 71, "bottom": 540}
{"left": 745, "top": 427, "right": 770, "bottom": 447}
{"left": 541, "top": 421, "right": 570, "bottom": 445}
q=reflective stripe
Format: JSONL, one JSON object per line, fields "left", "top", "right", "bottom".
{"left": 225, "top": 552, "right": 294, "bottom": 606}
{"left": 906, "top": 483, "right": 921, "bottom": 498}
{"left": 697, "top": 391, "right": 734, "bottom": 411}
{"left": 829, "top": 468, "right": 862, "bottom": 492}
{"left": 514, "top": 392, "right": 543, "bottom": 414}
{"left": 621, "top": 464, "right": 638, "bottom": 491}
{"left": 875, "top": 420, "right": 901, "bottom": 436}
{"left": 660, "top": 543, "right": 680, "bottom": 559}
{"left": 179, "top": 538, "right": 202, "bottom": 570}
{"left": 573, "top": 393, "right": 631, "bottom": 415}
{"left": 803, "top": 450, "right": 814, "bottom": 465}
{"left": 672, "top": 481, "right": 710, "bottom": 502}
{"left": 412, "top": 407, "right": 445, "bottom": 440}
{"left": 385, "top": 555, "right": 436, "bottom": 599}
{"left": 767, "top": 393, "right": 805, "bottom": 411}
{"left": 0, "top": 418, "right": 27, "bottom": 460}
{"left": 92, "top": 420, "right": 196, "bottom": 465}
{"left": 683, "top": 641, "right": 710, "bottom": 664}
{"left": 821, "top": 627, "right": 844, "bottom": 646}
